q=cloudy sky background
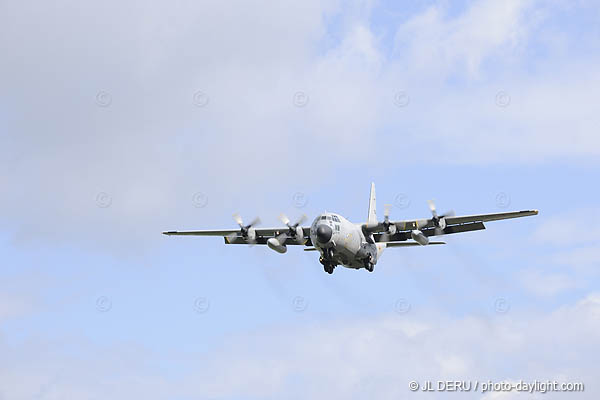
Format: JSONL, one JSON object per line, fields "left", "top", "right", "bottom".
{"left": 1, "top": 0, "right": 599, "bottom": 398}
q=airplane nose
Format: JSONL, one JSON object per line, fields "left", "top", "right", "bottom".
{"left": 316, "top": 225, "right": 332, "bottom": 243}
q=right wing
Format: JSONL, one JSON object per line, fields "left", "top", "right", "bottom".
{"left": 163, "top": 227, "right": 313, "bottom": 246}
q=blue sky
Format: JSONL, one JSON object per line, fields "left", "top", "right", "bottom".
{"left": 1, "top": 0, "right": 600, "bottom": 399}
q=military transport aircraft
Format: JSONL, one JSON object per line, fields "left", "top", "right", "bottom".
{"left": 163, "top": 183, "right": 538, "bottom": 274}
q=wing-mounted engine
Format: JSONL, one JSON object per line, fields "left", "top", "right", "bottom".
{"left": 277, "top": 214, "right": 307, "bottom": 244}
{"left": 380, "top": 204, "right": 397, "bottom": 241}
{"left": 226, "top": 213, "right": 261, "bottom": 244}
{"left": 267, "top": 214, "right": 307, "bottom": 254}
{"left": 427, "top": 200, "right": 455, "bottom": 235}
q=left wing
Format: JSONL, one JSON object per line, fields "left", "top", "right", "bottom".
{"left": 303, "top": 241, "right": 445, "bottom": 251}
{"left": 385, "top": 241, "right": 445, "bottom": 247}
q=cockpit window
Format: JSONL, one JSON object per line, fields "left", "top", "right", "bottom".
{"left": 326, "top": 216, "right": 332, "bottom": 220}
{"left": 321, "top": 216, "right": 327, "bottom": 220}
{"left": 332, "top": 215, "right": 340, "bottom": 222}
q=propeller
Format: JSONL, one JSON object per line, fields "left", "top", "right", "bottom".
{"left": 427, "top": 200, "right": 455, "bottom": 235}
{"left": 227, "top": 213, "right": 261, "bottom": 244}
{"left": 380, "top": 204, "right": 398, "bottom": 242}
{"left": 277, "top": 213, "right": 307, "bottom": 244}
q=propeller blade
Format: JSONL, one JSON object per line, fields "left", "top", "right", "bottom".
{"left": 427, "top": 200, "right": 438, "bottom": 218}
{"left": 248, "top": 217, "right": 261, "bottom": 227}
{"left": 384, "top": 204, "right": 392, "bottom": 219}
{"left": 226, "top": 232, "right": 238, "bottom": 242}
{"left": 278, "top": 213, "right": 290, "bottom": 226}
{"left": 441, "top": 210, "right": 455, "bottom": 218}
{"left": 295, "top": 214, "right": 307, "bottom": 226}
{"left": 232, "top": 213, "right": 243, "bottom": 226}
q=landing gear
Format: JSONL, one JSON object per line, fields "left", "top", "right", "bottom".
{"left": 320, "top": 256, "right": 335, "bottom": 274}
{"left": 364, "top": 255, "right": 375, "bottom": 272}
{"left": 326, "top": 247, "right": 334, "bottom": 260}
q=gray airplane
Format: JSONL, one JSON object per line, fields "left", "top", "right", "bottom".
{"left": 163, "top": 183, "right": 538, "bottom": 274}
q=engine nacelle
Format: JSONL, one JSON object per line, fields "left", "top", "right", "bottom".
{"left": 295, "top": 225, "right": 304, "bottom": 241}
{"left": 411, "top": 229, "right": 429, "bottom": 246}
{"left": 267, "top": 238, "right": 287, "bottom": 254}
{"left": 438, "top": 217, "right": 447, "bottom": 230}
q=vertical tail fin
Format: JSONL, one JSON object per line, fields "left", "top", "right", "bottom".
{"left": 367, "top": 182, "right": 377, "bottom": 227}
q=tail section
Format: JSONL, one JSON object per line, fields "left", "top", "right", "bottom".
{"left": 367, "top": 182, "right": 377, "bottom": 227}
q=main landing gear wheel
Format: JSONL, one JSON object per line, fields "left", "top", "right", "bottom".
{"left": 364, "top": 256, "right": 374, "bottom": 272}
{"left": 320, "top": 257, "right": 335, "bottom": 274}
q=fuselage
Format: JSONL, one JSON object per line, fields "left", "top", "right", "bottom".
{"left": 309, "top": 212, "right": 385, "bottom": 270}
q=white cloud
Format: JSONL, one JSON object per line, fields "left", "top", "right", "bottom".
{"left": 393, "top": 0, "right": 539, "bottom": 78}
{"left": 1, "top": 0, "right": 599, "bottom": 250}
{"left": 1, "top": 293, "right": 598, "bottom": 399}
